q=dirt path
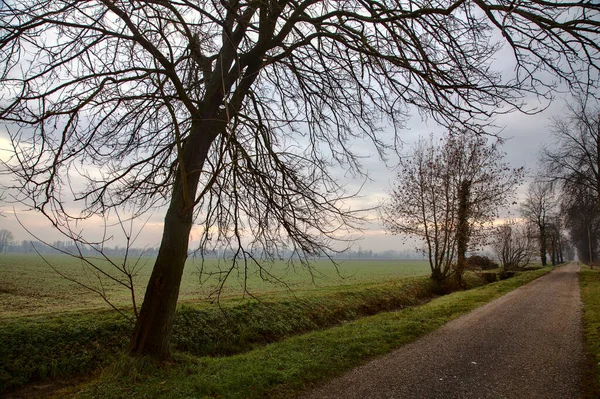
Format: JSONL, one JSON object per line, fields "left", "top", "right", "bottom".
{"left": 302, "top": 263, "right": 585, "bottom": 399}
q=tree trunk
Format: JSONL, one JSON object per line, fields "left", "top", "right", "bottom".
{"left": 588, "top": 223, "right": 594, "bottom": 268}
{"left": 129, "top": 121, "right": 217, "bottom": 359}
{"left": 455, "top": 180, "right": 471, "bottom": 287}
{"left": 128, "top": 202, "right": 193, "bottom": 358}
{"left": 539, "top": 225, "right": 547, "bottom": 266}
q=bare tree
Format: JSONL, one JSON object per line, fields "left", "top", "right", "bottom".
{"left": 546, "top": 215, "right": 566, "bottom": 265}
{"left": 0, "top": 229, "right": 13, "bottom": 253}
{"left": 541, "top": 99, "right": 600, "bottom": 265}
{"left": 542, "top": 100, "right": 600, "bottom": 199}
{"left": 561, "top": 177, "right": 600, "bottom": 265}
{"left": 0, "top": 1, "right": 598, "bottom": 359}
{"left": 520, "top": 181, "right": 557, "bottom": 266}
{"left": 491, "top": 220, "right": 535, "bottom": 270}
{"left": 381, "top": 130, "right": 523, "bottom": 283}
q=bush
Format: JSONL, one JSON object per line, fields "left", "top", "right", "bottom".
{"left": 467, "top": 255, "right": 499, "bottom": 270}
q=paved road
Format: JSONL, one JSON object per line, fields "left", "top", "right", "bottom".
{"left": 302, "top": 263, "right": 585, "bottom": 399}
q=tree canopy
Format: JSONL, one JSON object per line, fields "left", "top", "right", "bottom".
{"left": 1, "top": 0, "right": 599, "bottom": 358}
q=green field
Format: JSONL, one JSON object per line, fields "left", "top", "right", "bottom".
{"left": 0, "top": 253, "right": 553, "bottom": 395}
{"left": 0, "top": 254, "right": 430, "bottom": 318}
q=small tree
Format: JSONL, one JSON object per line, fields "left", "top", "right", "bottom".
{"left": 382, "top": 130, "right": 523, "bottom": 283}
{"left": 0, "top": 229, "right": 13, "bottom": 253}
{"left": 491, "top": 220, "right": 535, "bottom": 270}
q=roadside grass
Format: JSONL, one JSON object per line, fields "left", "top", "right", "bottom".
{"left": 69, "top": 268, "right": 551, "bottom": 399}
{"left": 0, "top": 254, "right": 431, "bottom": 318}
{"left": 0, "top": 272, "right": 478, "bottom": 393}
{"left": 580, "top": 264, "right": 600, "bottom": 398}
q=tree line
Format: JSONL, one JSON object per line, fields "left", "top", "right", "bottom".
{"left": 383, "top": 98, "right": 600, "bottom": 283}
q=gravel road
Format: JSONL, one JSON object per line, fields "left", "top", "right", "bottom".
{"left": 302, "top": 263, "right": 585, "bottom": 399}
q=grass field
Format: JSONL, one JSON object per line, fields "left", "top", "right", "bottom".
{"left": 69, "top": 268, "right": 552, "bottom": 399}
{"left": 0, "top": 252, "right": 552, "bottom": 395}
{"left": 0, "top": 254, "right": 431, "bottom": 318}
{"left": 580, "top": 264, "right": 600, "bottom": 398}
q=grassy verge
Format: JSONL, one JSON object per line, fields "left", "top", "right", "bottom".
{"left": 69, "top": 268, "right": 551, "bottom": 399}
{"left": 580, "top": 265, "right": 600, "bottom": 398}
{"left": 1, "top": 273, "right": 483, "bottom": 393}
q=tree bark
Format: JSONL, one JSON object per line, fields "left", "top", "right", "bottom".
{"left": 455, "top": 180, "right": 471, "bottom": 287}
{"left": 129, "top": 121, "right": 217, "bottom": 359}
{"left": 588, "top": 223, "right": 594, "bottom": 268}
{"left": 539, "top": 224, "right": 547, "bottom": 266}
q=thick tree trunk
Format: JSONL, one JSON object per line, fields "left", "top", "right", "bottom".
{"left": 455, "top": 180, "right": 471, "bottom": 287}
{"left": 129, "top": 121, "right": 217, "bottom": 359}
{"left": 128, "top": 202, "right": 193, "bottom": 359}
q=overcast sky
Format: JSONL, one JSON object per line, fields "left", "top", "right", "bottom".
{"left": 331, "top": 96, "right": 567, "bottom": 252}
{"left": 2, "top": 2, "right": 593, "bottom": 255}
{"left": 0, "top": 92, "right": 568, "bottom": 253}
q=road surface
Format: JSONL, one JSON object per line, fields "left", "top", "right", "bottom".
{"left": 302, "top": 263, "right": 585, "bottom": 399}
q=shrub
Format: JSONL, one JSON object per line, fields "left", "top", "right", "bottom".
{"left": 467, "top": 255, "right": 499, "bottom": 270}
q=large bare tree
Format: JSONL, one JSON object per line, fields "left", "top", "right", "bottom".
{"left": 381, "top": 130, "right": 523, "bottom": 283}
{"left": 0, "top": 1, "right": 598, "bottom": 359}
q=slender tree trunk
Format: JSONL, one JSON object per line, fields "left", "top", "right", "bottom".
{"left": 588, "top": 223, "right": 594, "bottom": 268}
{"left": 129, "top": 121, "right": 217, "bottom": 359}
{"left": 455, "top": 180, "right": 471, "bottom": 287}
{"left": 559, "top": 239, "right": 564, "bottom": 263}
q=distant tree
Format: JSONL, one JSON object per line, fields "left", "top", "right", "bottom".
{"left": 520, "top": 181, "right": 557, "bottom": 266}
{"left": 1, "top": 0, "right": 598, "bottom": 359}
{"left": 0, "top": 229, "right": 14, "bottom": 253}
{"left": 546, "top": 216, "right": 566, "bottom": 265}
{"left": 491, "top": 220, "right": 536, "bottom": 270}
{"left": 382, "top": 130, "right": 523, "bottom": 283}
{"left": 542, "top": 100, "right": 600, "bottom": 200}
{"left": 561, "top": 180, "right": 600, "bottom": 265}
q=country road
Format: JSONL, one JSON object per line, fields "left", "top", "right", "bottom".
{"left": 302, "top": 263, "right": 585, "bottom": 399}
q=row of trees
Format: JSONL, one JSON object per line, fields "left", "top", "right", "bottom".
{"left": 384, "top": 98, "right": 600, "bottom": 283}
{"left": 501, "top": 100, "right": 600, "bottom": 269}
{"left": 492, "top": 182, "right": 568, "bottom": 271}
{"left": 542, "top": 100, "right": 600, "bottom": 265}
